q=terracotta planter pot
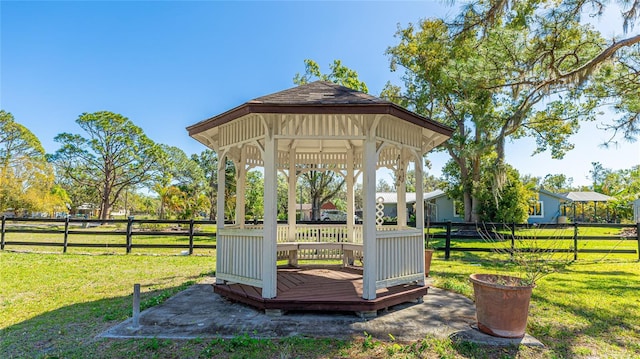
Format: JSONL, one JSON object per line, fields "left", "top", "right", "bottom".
{"left": 469, "top": 274, "right": 534, "bottom": 338}
{"left": 424, "top": 249, "right": 434, "bottom": 277}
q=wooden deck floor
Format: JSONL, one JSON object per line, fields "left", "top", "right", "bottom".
{"left": 214, "top": 266, "right": 428, "bottom": 314}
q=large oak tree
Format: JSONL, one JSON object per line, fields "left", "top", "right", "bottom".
{"left": 384, "top": 0, "right": 640, "bottom": 222}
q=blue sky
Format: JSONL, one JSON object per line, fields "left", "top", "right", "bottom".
{"left": 1, "top": 1, "right": 638, "bottom": 187}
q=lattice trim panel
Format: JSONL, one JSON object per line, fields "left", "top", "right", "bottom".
{"left": 277, "top": 114, "right": 365, "bottom": 138}
{"left": 377, "top": 116, "right": 423, "bottom": 149}
{"left": 219, "top": 114, "right": 265, "bottom": 148}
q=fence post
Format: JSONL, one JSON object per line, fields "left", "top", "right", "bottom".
{"left": 131, "top": 283, "right": 141, "bottom": 330}
{"left": 63, "top": 216, "right": 70, "bottom": 253}
{"left": 126, "top": 217, "right": 133, "bottom": 254}
{"left": 1, "top": 215, "right": 6, "bottom": 250}
{"left": 573, "top": 222, "right": 579, "bottom": 261}
{"left": 445, "top": 221, "right": 452, "bottom": 260}
{"left": 189, "top": 219, "right": 195, "bottom": 255}
{"left": 636, "top": 222, "right": 640, "bottom": 262}
{"left": 511, "top": 222, "right": 516, "bottom": 258}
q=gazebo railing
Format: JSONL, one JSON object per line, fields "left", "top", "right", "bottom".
{"left": 216, "top": 228, "right": 263, "bottom": 287}
{"left": 375, "top": 229, "right": 424, "bottom": 289}
{"left": 218, "top": 225, "right": 424, "bottom": 289}
{"left": 240, "top": 224, "right": 364, "bottom": 260}
{"left": 242, "top": 223, "right": 363, "bottom": 243}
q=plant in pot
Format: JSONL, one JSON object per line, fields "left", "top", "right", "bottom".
{"left": 424, "top": 216, "right": 435, "bottom": 277}
{"left": 470, "top": 224, "right": 572, "bottom": 338}
{"left": 424, "top": 239, "right": 434, "bottom": 277}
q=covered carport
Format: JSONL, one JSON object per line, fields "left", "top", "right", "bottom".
{"left": 560, "top": 191, "right": 614, "bottom": 223}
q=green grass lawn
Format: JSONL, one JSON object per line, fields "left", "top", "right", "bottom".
{"left": 1, "top": 250, "right": 639, "bottom": 358}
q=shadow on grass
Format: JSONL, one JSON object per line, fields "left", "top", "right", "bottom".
{"left": 0, "top": 281, "right": 208, "bottom": 358}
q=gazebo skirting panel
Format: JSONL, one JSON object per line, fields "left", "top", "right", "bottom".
{"left": 213, "top": 266, "right": 428, "bottom": 313}
{"left": 216, "top": 225, "right": 426, "bottom": 291}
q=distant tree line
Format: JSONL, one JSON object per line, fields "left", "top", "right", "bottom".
{"left": 1, "top": 108, "right": 638, "bottom": 223}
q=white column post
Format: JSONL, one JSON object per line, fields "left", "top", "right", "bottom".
{"left": 396, "top": 152, "right": 407, "bottom": 228}
{"left": 288, "top": 148, "right": 297, "bottom": 241}
{"left": 216, "top": 153, "right": 226, "bottom": 284}
{"left": 415, "top": 155, "right": 424, "bottom": 232}
{"left": 346, "top": 149, "right": 355, "bottom": 235}
{"left": 262, "top": 131, "right": 278, "bottom": 299}
{"left": 345, "top": 149, "right": 355, "bottom": 266}
{"left": 362, "top": 136, "right": 378, "bottom": 300}
{"left": 415, "top": 154, "right": 425, "bottom": 285}
{"left": 216, "top": 154, "right": 226, "bottom": 228}
{"left": 235, "top": 148, "right": 246, "bottom": 229}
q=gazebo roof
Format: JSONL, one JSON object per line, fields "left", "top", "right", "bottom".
{"left": 187, "top": 81, "right": 453, "bottom": 137}
{"left": 253, "top": 80, "right": 385, "bottom": 105}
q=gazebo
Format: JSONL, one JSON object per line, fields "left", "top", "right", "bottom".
{"left": 187, "top": 81, "right": 452, "bottom": 315}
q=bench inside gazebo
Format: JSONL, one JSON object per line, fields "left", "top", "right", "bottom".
{"left": 187, "top": 81, "right": 452, "bottom": 316}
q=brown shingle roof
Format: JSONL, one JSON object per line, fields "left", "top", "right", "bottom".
{"left": 249, "top": 81, "right": 386, "bottom": 105}
{"left": 187, "top": 81, "right": 453, "bottom": 137}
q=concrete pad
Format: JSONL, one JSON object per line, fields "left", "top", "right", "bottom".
{"left": 99, "top": 277, "right": 543, "bottom": 347}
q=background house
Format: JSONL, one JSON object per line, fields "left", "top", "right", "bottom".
{"left": 377, "top": 189, "right": 616, "bottom": 224}
{"left": 375, "top": 190, "right": 464, "bottom": 223}
{"left": 528, "top": 189, "right": 570, "bottom": 224}
{"left": 296, "top": 204, "right": 312, "bottom": 221}
{"left": 295, "top": 202, "right": 337, "bottom": 221}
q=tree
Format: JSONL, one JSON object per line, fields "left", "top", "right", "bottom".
{"left": 443, "top": 154, "right": 533, "bottom": 223}
{"left": 52, "top": 171, "right": 97, "bottom": 215}
{"left": 476, "top": 165, "right": 533, "bottom": 223}
{"left": 293, "top": 59, "right": 367, "bottom": 219}
{"left": 112, "top": 191, "right": 157, "bottom": 217}
{"left": 50, "top": 111, "right": 163, "bottom": 221}
{"left": 154, "top": 145, "right": 205, "bottom": 219}
{"left": 191, "top": 149, "right": 236, "bottom": 220}
{"left": 376, "top": 179, "right": 395, "bottom": 192}
{"left": 191, "top": 150, "right": 218, "bottom": 220}
{"left": 587, "top": 163, "right": 640, "bottom": 221}
{"left": 540, "top": 174, "right": 574, "bottom": 192}
{"left": 588, "top": 161, "right": 608, "bottom": 192}
{"left": 301, "top": 169, "right": 345, "bottom": 220}
{"left": 384, "top": 1, "right": 640, "bottom": 222}
{"left": 0, "top": 110, "right": 57, "bottom": 215}
{"left": 276, "top": 174, "right": 290, "bottom": 220}
{"left": 245, "top": 171, "right": 264, "bottom": 220}
{"left": 394, "top": 169, "right": 442, "bottom": 193}
{"left": 294, "top": 59, "right": 368, "bottom": 93}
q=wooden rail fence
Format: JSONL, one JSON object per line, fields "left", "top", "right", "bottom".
{"left": 427, "top": 221, "right": 640, "bottom": 261}
{"left": 0, "top": 216, "right": 217, "bottom": 254}
{"left": 1, "top": 216, "right": 638, "bottom": 260}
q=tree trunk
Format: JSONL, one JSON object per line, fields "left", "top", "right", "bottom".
{"left": 312, "top": 196, "right": 321, "bottom": 221}
{"left": 100, "top": 200, "right": 111, "bottom": 221}
{"left": 159, "top": 197, "right": 165, "bottom": 220}
{"left": 463, "top": 191, "right": 474, "bottom": 222}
